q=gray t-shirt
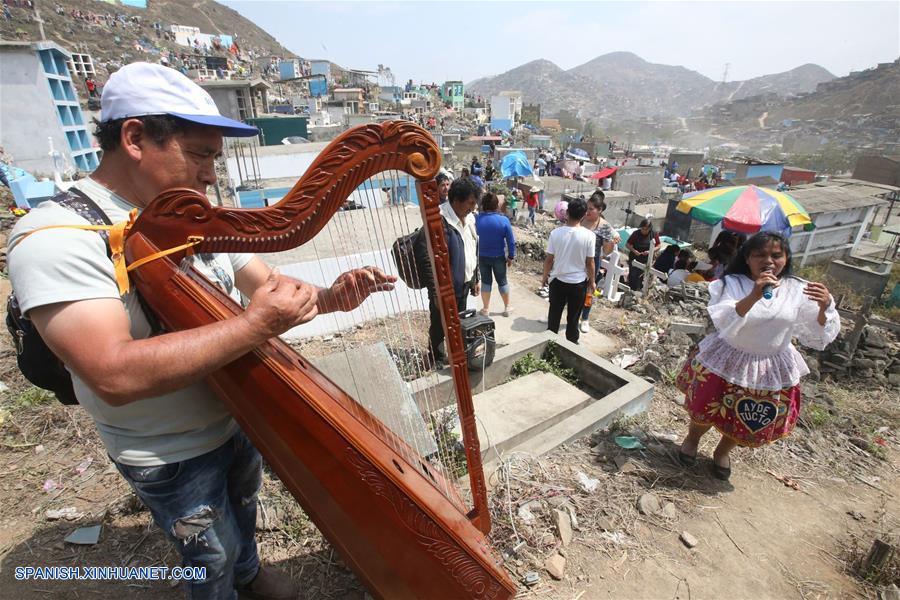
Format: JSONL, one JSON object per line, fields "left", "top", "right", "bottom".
{"left": 8, "top": 177, "right": 252, "bottom": 466}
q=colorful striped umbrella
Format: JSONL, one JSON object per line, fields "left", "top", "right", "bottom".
{"left": 676, "top": 185, "right": 814, "bottom": 235}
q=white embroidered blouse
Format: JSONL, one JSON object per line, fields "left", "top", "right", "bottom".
{"left": 695, "top": 274, "right": 841, "bottom": 391}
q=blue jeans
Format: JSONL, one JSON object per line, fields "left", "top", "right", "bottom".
{"left": 114, "top": 430, "right": 262, "bottom": 599}
{"left": 528, "top": 206, "right": 536, "bottom": 225}
{"left": 479, "top": 255, "right": 509, "bottom": 294}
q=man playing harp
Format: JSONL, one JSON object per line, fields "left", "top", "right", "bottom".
{"left": 8, "top": 63, "right": 396, "bottom": 600}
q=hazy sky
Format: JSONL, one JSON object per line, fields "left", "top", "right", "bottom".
{"left": 221, "top": 1, "right": 899, "bottom": 84}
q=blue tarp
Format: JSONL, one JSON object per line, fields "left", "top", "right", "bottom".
{"left": 500, "top": 151, "right": 533, "bottom": 178}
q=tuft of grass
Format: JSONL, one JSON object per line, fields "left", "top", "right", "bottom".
{"left": 662, "top": 365, "right": 680, "bottom": 386}
{"left": 801, "top": 403, "right": 834, "bottom": 430}
{"left": 873, "top": 305, "right": 900, "bottom": 322}
{"left": 509, "top": 342, "right": 578, "bottom": 386}
{"left": 428, "top": 407, "right": 468, "bottom": 479}
{"left": 11, "top": 387, "right": 56, "bottom": 410}
{"left": 608, "top": 414, "right": 642, "bottom": 435}
{"left": 842, "top": 498, "right": 900, "bottom": 589}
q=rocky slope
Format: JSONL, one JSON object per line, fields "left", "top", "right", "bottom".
{"left": 0, "top": 0, "right": 296, "bottom": 77}
{"left": 468, "top": 51, "right": 835, "bottom": 122}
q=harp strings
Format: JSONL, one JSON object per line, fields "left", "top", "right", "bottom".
{"left": 390, "top": 172, "right": 468, "bottom": 492}
{"left": 298, "top": 169, "right": 467, "bottom": 507}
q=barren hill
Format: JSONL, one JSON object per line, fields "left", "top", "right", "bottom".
{"left": 729, "top": 63, "right": 835, "bottom": 101}
{"left": 467, "top": 59, "right": 608, "bottom": 117}
{"left": 0, "top": 0, "right": 295, "bottom": 78}
{"left": 468, "top": 51, "right": 835, "bottom": 123}
{"left": 767, "top": 60, "right": 900, "bottom": 121}
{"left": 567, "top": 51, "right": 721, "bottom": 119}
{"left": 705, "top": 59, "right": 900, "bottom": 130}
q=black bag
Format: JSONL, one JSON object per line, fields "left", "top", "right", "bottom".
{"left": 392, "top": 227, "right": 433, "bottom": 290}
{"left": 6, "top": 295, "right": 79, "bottom": 404}
{"left": 459, "top": 309, "right": 496, "bottom": 371}
{"left": 5, "top": 189, "right": 112, "bottom": 405}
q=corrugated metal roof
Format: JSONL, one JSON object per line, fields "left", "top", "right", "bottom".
{"left": 787, "top": 181, "right": 890, "bottom": 214}
{"left": 722, "top": 176, "right": 779, "bottom": 187}
{"left": 831, "top": 177, "right": 900, "bottom": 192}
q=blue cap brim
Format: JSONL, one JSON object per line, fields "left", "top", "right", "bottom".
{"left": 168, "top": 112, "right": 259, "bottom": 137}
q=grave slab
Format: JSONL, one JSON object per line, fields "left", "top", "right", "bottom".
{"left": 463, "top": 371, "right": 594, "bottom": 459}
{"left": 310, "top": 342, "right": 438, "bottom": 456}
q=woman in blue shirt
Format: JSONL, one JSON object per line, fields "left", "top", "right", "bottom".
{"left": 476, "top": 193, "right": 516, "bottom": 317}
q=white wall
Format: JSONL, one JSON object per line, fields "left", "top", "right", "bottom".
{"left": 490, "top": 95, "right": 511, "bottom": 121}
{"left": 169, "top": 25, "right": 200, "bottom": 46}
{"left": 790, "top": 206, "right": 876, "bottom": 266}
{"left": 224, "top": 144, "right": 325, "bottom": 187}
{"left": 0, "top": 49, "right": 78, "bottom": 175}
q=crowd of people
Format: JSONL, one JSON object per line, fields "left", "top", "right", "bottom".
{"left": 664, "top": 162, "right": 720, "bottom": 193}
{"left": 530, "top": 194, "right": 839, "bottom": 481}
{"left": 55, "top": 5, "right": 142, "bottom": 28}
{"left": 0, "top": 44, "right": 847, "bottom": 598}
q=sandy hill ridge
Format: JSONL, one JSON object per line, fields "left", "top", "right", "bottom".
{"left": 703, "top": 59, "right": 900, "bottom": 133}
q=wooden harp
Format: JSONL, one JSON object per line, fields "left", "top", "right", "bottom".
{"left": 124, "top": 122, "right": 517, "bottom": 599}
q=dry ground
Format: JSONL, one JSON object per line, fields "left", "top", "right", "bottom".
{"left": 0, "top": 213, "right": 898, "bottom": 599}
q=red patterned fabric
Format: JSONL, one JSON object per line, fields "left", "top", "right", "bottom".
{"left": 676, "top": 349, "right": 802, "bottom": 448}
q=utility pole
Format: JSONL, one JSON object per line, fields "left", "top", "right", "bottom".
{"left": 721, "top": 62, "right": 730, "bottom": 84}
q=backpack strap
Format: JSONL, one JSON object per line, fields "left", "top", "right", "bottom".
{"left": 12, "top": 197, "right": 138, "bottom": 296}
{"left": 12, "top": 189, "right": 204, "bottom": 296}
{"left": 53, "top": 187, "right": 113, "bottom": 228}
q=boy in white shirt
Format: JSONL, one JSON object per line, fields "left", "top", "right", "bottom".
{"left": 540, "top": 198, "right": 596, "bottom": 343}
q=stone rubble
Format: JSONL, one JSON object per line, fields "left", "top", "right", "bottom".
{"left": 637, "top": 492, "right": 661, "bottom": 516}
{"left": 544, "top": 553, "right": 566, "bottom": 580}
{"left": 818, "top": 325, "right": 899, "bottom": 386}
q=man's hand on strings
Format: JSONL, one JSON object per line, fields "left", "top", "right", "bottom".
{"left": 319, "top": 266, "right": 397, "bottom": 313}
{"left": 244, "top": 268, "right": 319, "bottom": 338}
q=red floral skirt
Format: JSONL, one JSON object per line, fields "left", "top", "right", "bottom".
{"left": 676, "top": 349, "right": 802, "bottom": 448}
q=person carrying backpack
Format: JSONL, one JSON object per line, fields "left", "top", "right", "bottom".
{"left": 428, "top": 177, "right": 480, "bottom": 366}
{"left": 7, "top": 62, "right": 397, "bottom": 600}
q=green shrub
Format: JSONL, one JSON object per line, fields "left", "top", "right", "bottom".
{"left": 509, "top": 342, "right": 578, "bottom": 385}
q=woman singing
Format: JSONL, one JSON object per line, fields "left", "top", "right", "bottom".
{"left": 676, "top": 232, "right": 840, "bottom": 481}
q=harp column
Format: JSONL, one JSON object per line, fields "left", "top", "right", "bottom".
{"left": 416, "top": 179, "right": 491, "bottom": 535}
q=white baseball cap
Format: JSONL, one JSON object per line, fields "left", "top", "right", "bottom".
{"left": 100, "top": 62, "right": 258, "bottom": 138}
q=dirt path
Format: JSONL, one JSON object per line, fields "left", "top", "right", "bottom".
{"left": 727, "top": 80, "right": 745, "bottom": 102}
{"left": 582, "top": 455, "right": 897, "bottom": 599}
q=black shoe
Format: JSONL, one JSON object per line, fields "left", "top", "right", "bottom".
{"left": 710, "top": 460, "right": 731, "bottom": 481}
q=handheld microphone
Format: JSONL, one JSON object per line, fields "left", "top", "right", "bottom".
{"left": 762, "top": 267, "right": 774, "bottom": 299}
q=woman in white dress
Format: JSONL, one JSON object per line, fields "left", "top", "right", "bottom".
{"left": 675, "top": 232, "right": 840, "bottom": 480}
